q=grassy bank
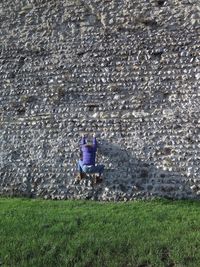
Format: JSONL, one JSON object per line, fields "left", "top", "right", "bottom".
{"left": 0, "top": 198, "right": 200, "bottom": 267}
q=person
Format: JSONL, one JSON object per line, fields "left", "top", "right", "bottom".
{"left": 77, "top": 133, "right": 104, "bottom": 183}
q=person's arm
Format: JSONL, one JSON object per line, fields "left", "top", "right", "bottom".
{"left": 80, "top": 134, "right": 86, "bottom": 151}
{"left": 93, "top": 133, "right": 97, "bottom": 152}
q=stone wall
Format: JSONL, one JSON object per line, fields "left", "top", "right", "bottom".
{"left": 0, "top": 0, "right": 200, "bottom": 200}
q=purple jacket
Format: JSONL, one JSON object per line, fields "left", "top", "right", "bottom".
{"left": 80, "top": 137, "right": 97, "bottom": 166}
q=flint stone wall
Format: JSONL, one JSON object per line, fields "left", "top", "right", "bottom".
{"left": 0, "top": 0, "right": 200, "bottom": 200}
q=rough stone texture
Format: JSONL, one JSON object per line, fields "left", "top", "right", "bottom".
{"left": 0, "top": 0, "right": 200, "bottom": 200}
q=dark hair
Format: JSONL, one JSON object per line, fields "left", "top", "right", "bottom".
{"left": 84, "top": 144, "right": 93, "bottom": 148}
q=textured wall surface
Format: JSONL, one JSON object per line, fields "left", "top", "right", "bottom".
{"left": 0, "top": 0, "right": 200, "bottom": 200}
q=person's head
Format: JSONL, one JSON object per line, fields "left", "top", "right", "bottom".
{"left": 84, "top": 144, "right": 93, "bottom": 148}
{"left": 83, "top": 143, "right": 93, "bottom": 152}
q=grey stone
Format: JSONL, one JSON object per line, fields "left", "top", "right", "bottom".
{"left": 0, "top": 0, "right": 199, "bottom": 201}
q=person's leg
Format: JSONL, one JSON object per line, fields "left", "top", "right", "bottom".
{"left": 82, "top": 165, "right": 89, "bottom": 173}
{"left": 77, "top": 160, "right": 85, "bottom": 179}
{"left": 77, "top": 159, "right": 83, "bottom": 172}
{"left": 92, "top": 165, "right": 104, "bottom": 184}
{"left": 95, "top": 164, "right": 104, "bottom": 177}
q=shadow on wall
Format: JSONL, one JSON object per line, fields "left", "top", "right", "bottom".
{"left": 97, "top": 140, "right": 197, "bottom": 200}
{"left": 1, "top": 139, "right": 198, "bottom": 200}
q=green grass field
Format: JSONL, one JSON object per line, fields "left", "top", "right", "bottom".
{"left": 1, "top": 198, "right": 200, "bottom": 267}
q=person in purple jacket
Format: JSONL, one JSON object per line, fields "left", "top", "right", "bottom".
{"left": 77, "top": 133, "right": 104, "bottom": 182}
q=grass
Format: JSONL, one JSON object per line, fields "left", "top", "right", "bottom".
{"left": 1, "top": 198, "right": 200, "bottom": 267}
